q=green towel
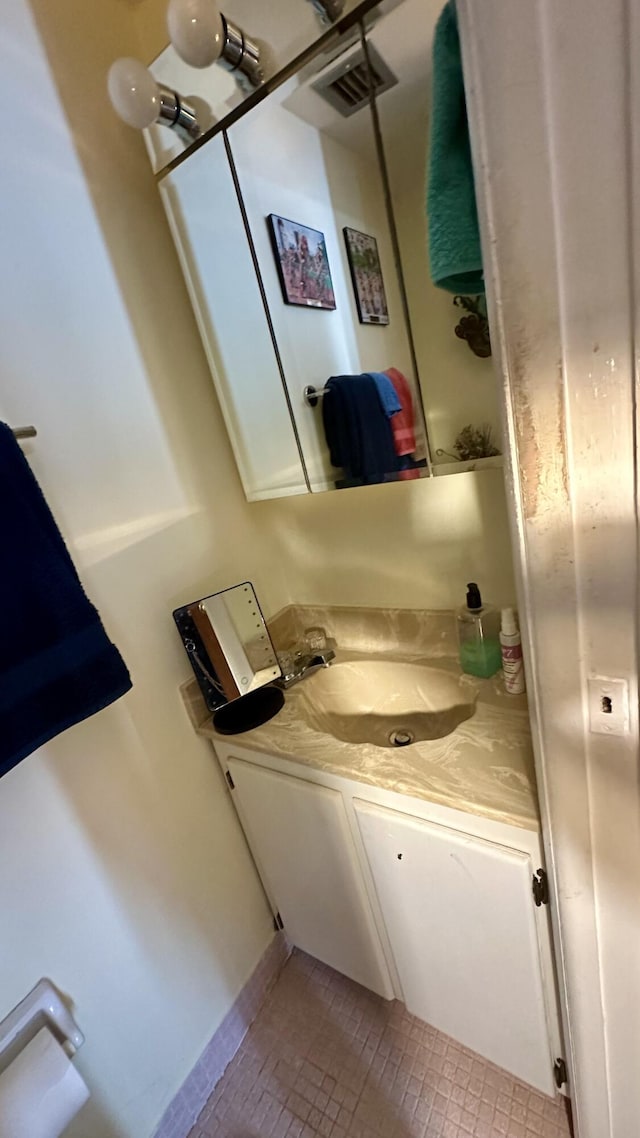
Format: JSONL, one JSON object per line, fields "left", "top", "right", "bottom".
{"left": 427, "top": 1, "right": 484, "bottom": 294}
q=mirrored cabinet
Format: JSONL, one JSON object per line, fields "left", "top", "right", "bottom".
{"left": 145, "top": 0, "right": 502, "bottom": 500}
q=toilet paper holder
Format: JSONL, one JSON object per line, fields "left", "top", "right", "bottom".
{"left": 0, "top": 979, "right": 84, "bottom": 1071}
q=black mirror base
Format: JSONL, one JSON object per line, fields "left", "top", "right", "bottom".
{"left": 213, "top": 685, "right": 285, "bottom": 735}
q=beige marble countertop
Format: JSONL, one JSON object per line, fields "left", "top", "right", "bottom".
{"left": 182, "top": 605, "right": 539, "bottom": 832}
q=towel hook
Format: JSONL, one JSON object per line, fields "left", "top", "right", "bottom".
{"left": 12, "top": 426, "right": 37, "bottom": 440}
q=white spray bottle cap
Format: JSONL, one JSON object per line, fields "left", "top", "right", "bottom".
{"left": 501, "top": 607, "right": 518, "bottom": 635}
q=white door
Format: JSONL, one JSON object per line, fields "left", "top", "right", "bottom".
{"left": 354, "top": 800, "right": 556, "bottom": 1094}
{"left": 227, "top": 758, "right": 394, "bottom": 998}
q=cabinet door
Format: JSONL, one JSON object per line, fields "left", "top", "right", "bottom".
{"left": 160, "top": 136, "right": 308, "bottom": 501}
{"left": 227, "top": 759, "right": 393, "bottom": 999}
{"left": 354, "top": 800, "right": 556, "bottom": 1095}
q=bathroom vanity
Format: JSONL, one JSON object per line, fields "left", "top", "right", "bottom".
{"left": 182, "top": 606, "right": 563, "bottom": 1099}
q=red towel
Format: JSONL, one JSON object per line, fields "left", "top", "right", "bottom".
{"left": 385, "top": 368, "right": 420, "bottom": 480}
{"left": 385, "top": 368, "right": 416, "bottom": 454}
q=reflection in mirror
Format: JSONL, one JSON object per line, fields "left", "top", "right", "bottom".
{"left": 160, "top": 132, "right": 309, "bottom": 499}
{"left": 156, "top": 0, "right": 502, "bottom": 500}
{"left": 173, "top": 583, "right": 284, "bottom": 732}
{"left": 199, "top": 589, "right": 280, "bottom": 691}
{"left": 227, "top": 34, "right": 430, "bottom": 490}
{"left": 145, "top": 0, "right": 366, "bottom": 174}
{"left": 366, "top": 0, "right": 502, "bottom": 473}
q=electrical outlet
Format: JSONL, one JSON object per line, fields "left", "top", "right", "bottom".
{"left": 588, "top": 676, "right": 630, "bottom": 736}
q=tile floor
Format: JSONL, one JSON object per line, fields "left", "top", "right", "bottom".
{"left": 189, "top": 951, "right": 571, "bottom": 1138}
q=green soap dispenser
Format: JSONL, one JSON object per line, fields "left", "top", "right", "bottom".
{"left": 457, "top": 582, "right": 502, "bottom": 678}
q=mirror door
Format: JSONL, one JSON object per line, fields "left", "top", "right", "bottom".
{"left": 226, "top": 47, "right": 430, "bottom": 491}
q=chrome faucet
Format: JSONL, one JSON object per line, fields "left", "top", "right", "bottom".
{"left": 276, "top": 649, "right": 335, "bottom": 690}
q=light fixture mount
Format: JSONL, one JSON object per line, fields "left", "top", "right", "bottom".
{"left": 218, "top": 15, "right": 263, "bottom": 87}
{"left": 158, "top": 87, "right": 202, "bottom": 141}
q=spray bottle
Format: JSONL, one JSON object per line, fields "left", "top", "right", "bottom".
{"left": 500, "top": 607, "right": 525, "bottom": 694}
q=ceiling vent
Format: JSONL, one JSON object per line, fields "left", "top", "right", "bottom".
{"left": 311, "top": 44, "right": 397, "bottom": 117}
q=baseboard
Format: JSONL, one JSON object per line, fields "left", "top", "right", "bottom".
{"left": 153, "top": 932, "right": 291, "bottom": 1138}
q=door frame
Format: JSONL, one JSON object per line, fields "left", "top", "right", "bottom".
{"left": 458, "top": 1, "right": 640, "bottom": 1135}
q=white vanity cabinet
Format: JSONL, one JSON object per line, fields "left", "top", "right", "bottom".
{"left": 354, "top": 800, "right": 559, "bottom": 1095}
{"left": 216, "top": 743, "right": 562, "bottom": 1096}
{"left": 225, "top": 757, "right": 395, "bottom": 999}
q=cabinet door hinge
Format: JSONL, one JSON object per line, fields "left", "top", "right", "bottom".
{"left": 532, "top": 867, "right": 549, "bottom": 906}
{"left": 554, "top": 1057, "right": 568, "bottom": 1089}
{"left": 273, "top": 912, "right": 284, "bottom": 931}
{"left": 225, "top": 770, "right": 235, "bottom": 790}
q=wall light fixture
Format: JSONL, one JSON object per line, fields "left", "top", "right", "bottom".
{"left": 108, "top": 57, "right": 210, "bottom": 141}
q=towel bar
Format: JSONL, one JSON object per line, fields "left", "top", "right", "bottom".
{"left": 303, "top": 386, "right": 329, "bottom": 408}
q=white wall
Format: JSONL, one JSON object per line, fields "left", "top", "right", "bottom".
{"left": 0, "top": 3, "right": 517, "bottom": 1138}
{"left": 260, "top": 465, "right": 514, "bottom": 609}
{"left": 0, "top": 3, "right": 279, "bottom": 1136}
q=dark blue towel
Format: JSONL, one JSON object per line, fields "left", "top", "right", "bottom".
{"left": 321, "top": 375, "right": 399, "bottom": 485}
{"left": 0, "top": 424, "right": 132, "bottom": 778}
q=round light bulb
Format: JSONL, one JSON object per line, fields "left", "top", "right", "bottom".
{"left": 108, "top": 58, "right": 161, "bottom": 129}
{"left": 167, "top": 0, "right": 224, "bottom": 68}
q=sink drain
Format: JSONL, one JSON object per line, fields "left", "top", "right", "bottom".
{"left": 389, "top": 728, "right": 415, "bottom": 747}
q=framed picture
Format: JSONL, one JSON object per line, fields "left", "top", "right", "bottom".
{"left": 267, "top": 214, "right": 336, "bottom": 310}
{"left": 343, "top": 227, "right": 389, "bottom": 325}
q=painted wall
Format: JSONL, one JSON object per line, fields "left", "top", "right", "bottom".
{"left": 0, "top": 3, "right": 278, "bottom": 1137}
{"left": 260, "top": 466, "right": 514, "bottom": 610}
{"left": 0, "top": 5, "right": 515, "bottom": 1138}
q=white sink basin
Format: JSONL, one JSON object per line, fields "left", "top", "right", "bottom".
{"left": 297, "top": 660, "right": 475, "bottom": 747}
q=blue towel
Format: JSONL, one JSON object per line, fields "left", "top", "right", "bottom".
{"left": 0, "top": 424, "right": 132, "bottom": 778}
{"left": 322, "top": 375, "right": 399, "bottom": 485}
{"left": 366, "top": 373, "right": 403, "bottom": 418}
{"left": 427, "top": 1, "right": 484, "bottom": 294}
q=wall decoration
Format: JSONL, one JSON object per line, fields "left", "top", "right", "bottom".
{"left": 267, "top": 214, "right": 336, "bottom": 310}
{"left": 343, "top": 227, "right": 389, "bottom": 325}
{"left": 453, "top": 295, "right": 492, "bottom": 357}
{"left": 436, "top": 423, "right": 501, "bottom": 463}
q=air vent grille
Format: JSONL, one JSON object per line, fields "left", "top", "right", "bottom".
{"left": 312, "top": 45, "right": 397, "bottom": 117}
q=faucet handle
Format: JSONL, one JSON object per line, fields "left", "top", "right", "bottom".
{"left": 304, "top": 626, "right": 328, "bottom": 653}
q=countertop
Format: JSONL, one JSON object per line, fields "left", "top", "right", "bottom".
{"left": 183, "top": 605, "right": 538, "bottom": 832}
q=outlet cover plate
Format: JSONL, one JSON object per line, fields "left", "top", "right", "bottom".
{"left": 588, "top": 676, "right": 630, "bottom": 736}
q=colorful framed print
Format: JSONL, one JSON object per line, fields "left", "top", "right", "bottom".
{"left": 343, "top": 226, "right": 389, "bottom": 325}
{"left": 267, "top": 214, "right": 336, "bottom": 310}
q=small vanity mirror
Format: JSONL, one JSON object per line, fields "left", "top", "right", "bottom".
{"left": 173, "top": 583, "right": 284, "bottom": 732}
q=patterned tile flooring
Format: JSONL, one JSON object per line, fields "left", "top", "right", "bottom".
{"left": 189, "top": 951, "right": 571, "bottom": 1138}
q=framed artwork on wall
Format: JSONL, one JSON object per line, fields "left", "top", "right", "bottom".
{"left": 267, "top": 214, "right": 336, "bottom": 310}
{"left": 343, "top": 227, "right": 389, "bottom": 325}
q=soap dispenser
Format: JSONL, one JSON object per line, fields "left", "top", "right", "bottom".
{"left": 457, "top": 582, "right": 502, "bottom": 678}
